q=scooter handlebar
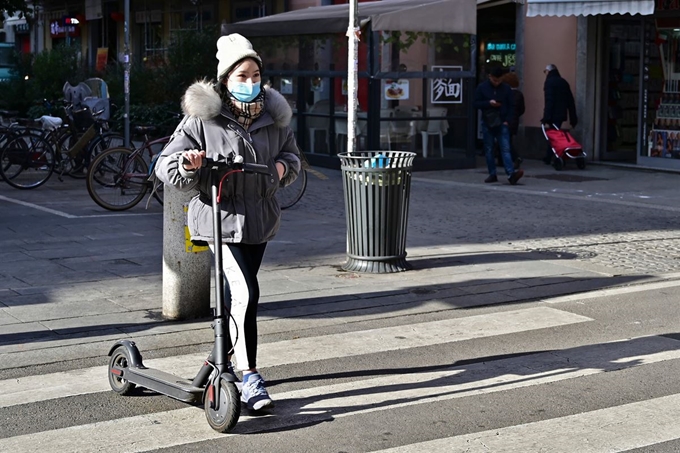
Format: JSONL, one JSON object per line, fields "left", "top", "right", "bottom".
{"left": 183, "top": 155, "right": 271, "bottom": 175}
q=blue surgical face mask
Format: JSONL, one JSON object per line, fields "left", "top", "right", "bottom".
{"left": 227, "top": 80, "right": 261, "bottom": 102}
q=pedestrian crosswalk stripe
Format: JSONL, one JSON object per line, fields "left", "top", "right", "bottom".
{"left": 372, "top": 393, "right": 680, "bottom": 452}
{"left": 1, "top": 334, "right": 678, "bottom": 452}
{"left": 545, "top": 279, "right": 680, "bottom": 304}
{"left": 0, "top": 307, "right": 589, "bottom": 408}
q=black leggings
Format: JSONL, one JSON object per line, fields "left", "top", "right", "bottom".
{"left": 212, "top": 242, "right": 267, "bottom": 371}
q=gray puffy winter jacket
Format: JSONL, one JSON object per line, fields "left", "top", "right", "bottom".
{"left": 155, "top": 81, "right": 301, "bottom": 244}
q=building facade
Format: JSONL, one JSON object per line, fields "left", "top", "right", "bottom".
{"left": 513, "top": 0, "right": 676, "bottom": 171}
{"left": 7, "top": 0, "right": 667, "bottom": 171}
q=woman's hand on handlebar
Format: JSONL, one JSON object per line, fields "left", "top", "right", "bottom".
{"left": 181, "top": 150, "right": 205, "bottom": 170}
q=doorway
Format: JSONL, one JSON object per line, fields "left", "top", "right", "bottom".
{"left": 599, "top": 18, "right": 642, "bottom": 162}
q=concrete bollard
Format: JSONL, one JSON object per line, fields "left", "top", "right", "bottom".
{"left": 161, "top": 187, "right": 212, "bottom": 320}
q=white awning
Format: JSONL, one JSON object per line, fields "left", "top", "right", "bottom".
{"left": 224, "top": 0, "right": 477, "bottom": 37}
{"left": 526, "top": 0, "right": 654, "bottom": 16}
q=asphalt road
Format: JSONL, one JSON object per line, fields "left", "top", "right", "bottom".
{"left": 3, "top": 159, "right": 680, "bottom": 451}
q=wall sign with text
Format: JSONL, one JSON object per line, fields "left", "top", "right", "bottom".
{"left": 431, "top": 66, "right": 463, "bottom": 104}
{"left": 485, "top": 41, "right": 516, "bottom": 68}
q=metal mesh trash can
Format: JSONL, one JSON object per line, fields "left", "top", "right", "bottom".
{"left": 339, "top": 150, "right": 416, "bottom": 273}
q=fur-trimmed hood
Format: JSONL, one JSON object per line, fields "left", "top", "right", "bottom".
{"left": 180, "top": 80, "right": 293, "bottom": 128}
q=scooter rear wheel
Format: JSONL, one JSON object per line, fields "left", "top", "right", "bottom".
{"left": 204, "top": 377, "right": 241, "bottom": 433}
{"left": 108, "top": 346, "right": 136, "bottom": 395}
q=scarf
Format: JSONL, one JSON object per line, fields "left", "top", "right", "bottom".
{"left": 225, "top": 89, "right": 265, "bottom": 131}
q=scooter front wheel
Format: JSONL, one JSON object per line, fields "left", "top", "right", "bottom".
{"left": 108, "top": 346, "right": 136, "bottom": 395}
{"left": 204, "top": 377, "right": 241, "bottom": 433}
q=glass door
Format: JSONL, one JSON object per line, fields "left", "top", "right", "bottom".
{"left": 601, "top": 20, "right": 641, "bottom": 161}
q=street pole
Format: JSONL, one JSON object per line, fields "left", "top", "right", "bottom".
{"left": 346, "top": 0, "right": 359, "bottom": 155}
{"left": 123, "top": 0, "right": 131, "bottom": 148}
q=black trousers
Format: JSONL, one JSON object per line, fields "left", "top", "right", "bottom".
{"left": 211, "top": 242, "right": 267, "bottom": 371}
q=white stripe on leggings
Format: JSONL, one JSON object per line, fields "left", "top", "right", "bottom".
{"left": 210, "top": 243, "right": 251, "bottom": 371}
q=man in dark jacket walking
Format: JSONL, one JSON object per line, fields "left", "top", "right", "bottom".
{"left": 542, "top": 64, "right": 578, "bottom": 164}
{"left": 474, "top": 66, "right": 524, "bottom": 185}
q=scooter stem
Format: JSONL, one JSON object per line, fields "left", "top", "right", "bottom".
{"left": 210, "top": 165, "right": 229, "bottom": 368}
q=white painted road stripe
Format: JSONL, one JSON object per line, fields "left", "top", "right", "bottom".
{"left": 374, "top": 394, "right": 680, "bottom": 453}
{"left": 0, "top": 194, "right": 78, "bottom": 218}
{"left": 545, "top": 278, "right": 680, "bottom": 304}
{"left": 0, "top": 307, "right": 590, "bottom": 408}
{"left": 0, "top": 194, "right": 159, "bottom": 218}
{"left": 1, "top": 335, "right": 679, "bottom": 452}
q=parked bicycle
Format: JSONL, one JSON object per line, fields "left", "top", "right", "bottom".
{"left": 0, "top": 101, "right": 124, "bottom": 189}
{"left": 86, "top": 125, "right": 171, "bottom": 211}
{"left": 0, "top": 108, "right": 67, "bottom": 189}
{"left": 276, "top": 150, "right": 327, "bottom": 209}
{"left": 56, "top": 101, "right": 125, "bottom": 179}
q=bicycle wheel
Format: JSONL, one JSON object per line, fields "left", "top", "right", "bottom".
{"left": 0, "top": 134, "right": 55, "bottom": 189}
{"left": 0, "top": 129, "right": 15, "bottom": 181}
{"left": 56, "top": 130, "right": 86, "bottom": 178}
{"left": 53, "top": 129, "right": 78, "bottom": 176}
{"left": 276, "top": 169, "right": 307, "bottom": 209}
{"left": 88, "top": 132, "right": 126, "bottom": 160}
{"left": 87, "top": 147, "right": 148, "bottom": 211}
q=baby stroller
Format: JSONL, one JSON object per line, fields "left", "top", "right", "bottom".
{"left": 542, "top": 123, "right": 587, "bottom": 170}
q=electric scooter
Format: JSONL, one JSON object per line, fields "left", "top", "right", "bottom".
{"left": 107, "top": 154, "right": 271, "bottom": 433}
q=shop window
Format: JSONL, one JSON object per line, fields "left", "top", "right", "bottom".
{"left": 605, "top": 21, "right": 641, "bottom": 158}
{"left": 644, "top": 18, "right": 680, "bottom": 160}
{"left": 232, "top": 0, "right": 272, "bottom": 22}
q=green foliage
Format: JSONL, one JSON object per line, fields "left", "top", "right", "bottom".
{"left": 165, "top": 27, "right": 218, "bottom": 89}
{"left": 0, "top": 0, "right": 31, "bottom": 17}
{"left": 32, "top": 45, "right": 85, "bottom": 100}
{"left": 0, "top": 26, "right": 218, "bottom": 133}
{"left": 0, "top": 45, "right": 84, "bottom": 115}
{"left": 110, "top": 102, "right": 180, "bottom": 138}
{"left": 380, "top": 31, "right": 471, "bottom": 54}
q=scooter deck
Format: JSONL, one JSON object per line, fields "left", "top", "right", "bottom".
{"left": 126, "top": 366, "right": 204, "bottom": 403}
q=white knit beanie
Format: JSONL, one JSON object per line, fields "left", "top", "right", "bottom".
{"left": 216, "top": 34, "right": 262, "bottom": 81}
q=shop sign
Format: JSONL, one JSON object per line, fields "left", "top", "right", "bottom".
{"left": 657, "top": 0, "right": 680, "bottom": 11}
{"left": 96, "top": 48, "right": 108, "bottom": 72}
{"left": 14, "top": 23, "right": 30, "bottom": 34}
{"left": 431, "top": 65, "right": 463, "bottom": 104}
{"left": 485, "top": 41, "right": 516, "bottom": 68}
{"left": 50, "top": 21, "right": 80, "bottom": 38}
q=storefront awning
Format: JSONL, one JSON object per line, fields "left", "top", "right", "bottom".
{"left": 477, "top": 0, "right": 522, "bottom": 10}
{"left": 224, "top": 0, "right": 477, "bottom": 37}
{"left": 526, "top": 0, "right": 654, "bottom": 16}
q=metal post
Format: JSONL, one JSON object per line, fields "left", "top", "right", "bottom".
{"left": 346, "top": 0, "right": 359, "bottom": 155}
{"left": 123, "top": 0, "right": 131, "bottom": 148}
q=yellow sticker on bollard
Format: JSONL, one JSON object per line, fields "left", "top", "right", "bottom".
{"left": 184, "top": 205, "right": 209, "bottom": 253}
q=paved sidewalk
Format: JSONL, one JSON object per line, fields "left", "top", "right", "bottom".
{"left": 1, "top": 157, "right": 680, "bottom": 376}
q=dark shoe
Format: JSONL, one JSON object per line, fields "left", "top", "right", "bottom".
{"left": 514, "top": 157, "right": 523, "bottom": 170}
{"left": 484, "top": 175, "right": 498, "bottom": 183}
{"left": 508, "top": 169, "right": 524, "bottom": 185}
